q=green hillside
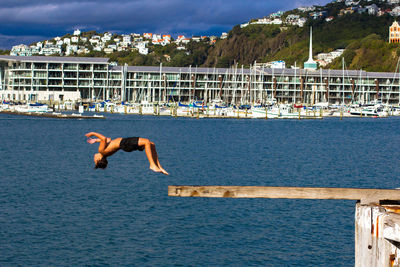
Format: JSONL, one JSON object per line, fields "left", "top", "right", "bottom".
{"left": 205, "top": 13, "right": 397, "bottom": 71}
{"left": 115, "top": 9, "right": 399, "bottom": 72}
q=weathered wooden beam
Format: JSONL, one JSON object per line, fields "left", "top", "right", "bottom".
{"left": 356, "top": 204, "right": 400, "bottom": 266}
{"left": 168, "top": 186, "right": 400, "bottom": 204}
{"left": 383, "top": 212, "right": 400, "bottom": 243}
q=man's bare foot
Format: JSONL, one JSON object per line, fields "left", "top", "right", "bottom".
{"left": 160, "top": 167, "right": 169, "bottom": 175}
{"left": 150, "top": 165, "right": 162, "bottom": 173}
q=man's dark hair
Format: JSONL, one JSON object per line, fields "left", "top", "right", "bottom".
{"left": 95, "top": 157, "right": 108, "bottom": 169}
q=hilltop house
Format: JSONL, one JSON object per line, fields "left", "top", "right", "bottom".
{"left": 143, "top": 33, "right": 153, "bottom": 39}
{"left": 104, "top": 47, "right": 115, "bottom": 54}
{"left": 192, "top": 36, "right": 201, "bottom": 42}
{"left": 316, "top": 49, "right": 344, "bottom": 66}
{"left": 325, "top": 16, "right": 334, "bottom": 22}
{"left": 40, "top": 44, "right": 62, "bottom": 56}
{"left": 176, "top": 35, "right": 185, "bottom": 42}
{"left": 391, "top": 6, "right": 400, "bottom": 16}
{"left": 163, "top": 35, "right": 171, "bottom": 42}
{"left": 135, "top": 42, "right": 149, "bottom": 55}
{"left": 298, "top": 6, "right": 316, "bottom": 12}
{"left": 10, "top": 45, "right": 31, "bottom": 56}
{"left": 389, "top": 21, "right": 400, "bottom": 43}
{"left": 56, "top": 39, "right": 64, "bottom": 46}
{"left": 152, "top": 34, "right": 162, "bottom": 42}
{"left": 252, "top": 17, "right": 283, "bottom": 25}
{"left": 89, "top": 36, "right": 100, "bottom": 45}
{"left": 345, "top": 0, "right": 358, "bottom": 6}
{"left": 181, "top": 38, "right": 191, "bottom": 44}
{"left": 66, "top": 45, "right": 78, "bottom": 56}
{"left": 63, "top": 38, "right": 70, "bottom": 46}
{"left": 285, "top": 15, "right": 307, "bottom": 27}
{"left": 366, "top": 4, "right": 379, "bottom": 15}
{"left": 122, "top": 35, "right": 132, "bottom": 45}
{"left": 71, "top": 36, "right": 79, "bottom": 43}
{"left": 310, "top": 11, "right": 328, "bottom": 19}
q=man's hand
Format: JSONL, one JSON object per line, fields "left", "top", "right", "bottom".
{"left": 87, "top": 138, "right": 98, "bottom": 144}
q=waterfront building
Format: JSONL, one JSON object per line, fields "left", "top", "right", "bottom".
{"left": 1, "top": 55, "right": 400, "bottom": 106}
{"left": 389, "top": 21, "right": 400, "bottom": 43}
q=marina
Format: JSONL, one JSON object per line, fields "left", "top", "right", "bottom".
{"left": 1, "top": 55, "right": 400, "bottom": 108}
{"left": 0, "top": 54, "right": 400, "bottom": 120}
{"left": 0, "top": 101, "right": 389, "bottom": 119}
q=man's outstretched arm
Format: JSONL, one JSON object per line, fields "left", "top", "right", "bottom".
{"left": 85, "top": 132, "right": 108, "bottom": 154}
{"left": 85, "top": 132, "right": 106, "bottom": 140}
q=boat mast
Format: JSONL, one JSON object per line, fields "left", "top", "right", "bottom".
{"left": 294, "top": 62, "right": 297, "bottom": 104}
{"left": 342, "top": 57, "right": 345, "bottom": 106}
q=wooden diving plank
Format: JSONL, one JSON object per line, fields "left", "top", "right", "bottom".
{"left": 168, "top": 186, "right": 400, "bottom": 204}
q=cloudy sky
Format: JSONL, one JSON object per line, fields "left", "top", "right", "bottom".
{"left": 0, "top": 0, "right": 331, "bottom": 49}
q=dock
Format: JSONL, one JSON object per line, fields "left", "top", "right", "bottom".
{"left": 0, "top": 110, "right": 105, "bottom": 119}
{"left": 169, "top": 185, "right": 400, "bottom": 266}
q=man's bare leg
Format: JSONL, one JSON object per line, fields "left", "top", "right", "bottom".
{"left": 150, "top": 142, "right": 169, "bottom": 175}
{"left": 138, "top": 138, "right": 162, "bottom": 173}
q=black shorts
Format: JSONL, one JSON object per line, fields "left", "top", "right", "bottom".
{"left": 119, "top": 137, "right": 144, "bottom": 152}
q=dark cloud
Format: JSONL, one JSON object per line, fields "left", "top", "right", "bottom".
{"left": 0, "top": 0, "right": 331, "bottom": 49}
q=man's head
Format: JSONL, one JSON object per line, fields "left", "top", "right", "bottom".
{"left": 94, "top": 153, "right": 108, "bottom": 169}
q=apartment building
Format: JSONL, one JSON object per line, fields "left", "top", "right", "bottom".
{"left": 2, "top": 55, "right": 400, "bottom": 105}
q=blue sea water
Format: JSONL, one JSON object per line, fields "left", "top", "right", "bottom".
{"left": 1, "top": 113, "right": 400, "bottom": 266}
